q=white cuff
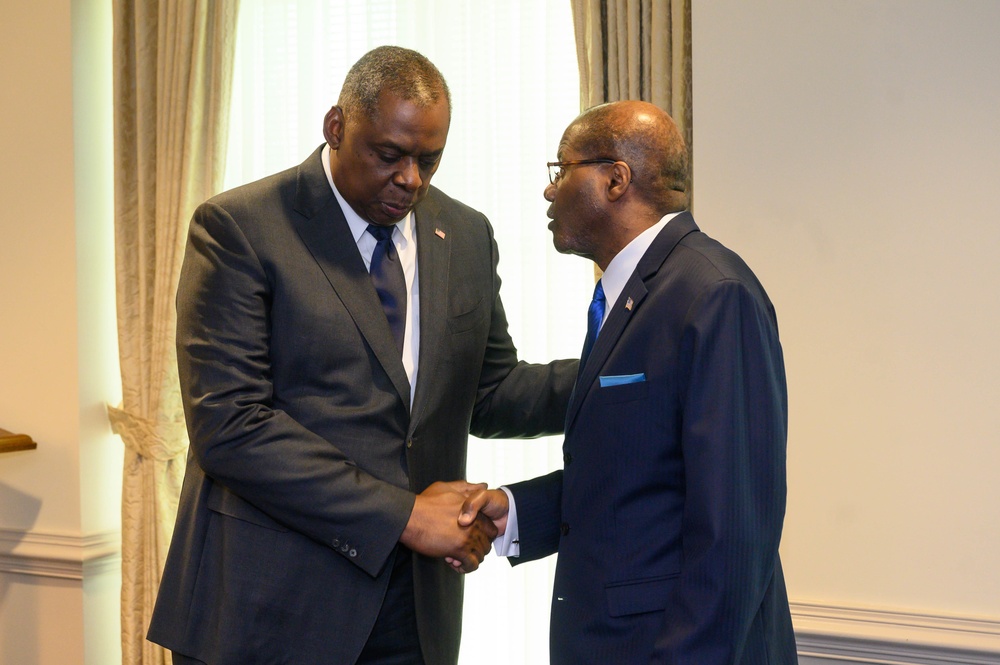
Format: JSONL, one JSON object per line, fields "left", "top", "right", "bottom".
{"left": 492, "top": 486, "right": 520, "bottom": 558}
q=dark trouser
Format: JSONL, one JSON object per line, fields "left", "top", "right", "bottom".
{"left": 174, "top": 546, "right": 424, "bottom": 665}
{"left": 356, "top": 545, "right": 425, "bottom": 665}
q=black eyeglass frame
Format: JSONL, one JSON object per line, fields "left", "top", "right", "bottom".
{"left": 546, "top": 159, "right": 618, "bottom": 185}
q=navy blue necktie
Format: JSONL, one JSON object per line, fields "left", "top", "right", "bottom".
{"left": 581, "top": 279, "right": 606, "bottom": 366}
{"left": 366, "top": 224, "right": 407, "bottom": 354}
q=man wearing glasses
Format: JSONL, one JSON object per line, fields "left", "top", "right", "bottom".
{"left": 462, "top": 100, "right": 797, "bottom": 665}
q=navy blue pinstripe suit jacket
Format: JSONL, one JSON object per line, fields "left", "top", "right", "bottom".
{"left": 509, "top": 213, "right": 797, "bottom": 664}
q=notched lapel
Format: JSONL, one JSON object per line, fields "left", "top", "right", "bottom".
{"left": 290, "top": 146, "right": 411, "bottom": 407}
{"left": 409, "top": 193, "right": 449, "bottom": 424}
{"left": 565, "top": 212, "right": 701, "bottom": 432}
{"left": 567, "top": 279, "right": 647, "bottom": 431}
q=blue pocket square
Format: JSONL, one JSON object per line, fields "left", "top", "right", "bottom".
{"left": 599, "top": 373, "right": 646, "bottom": 387}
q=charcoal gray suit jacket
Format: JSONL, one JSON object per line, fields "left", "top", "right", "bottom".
{"left": 147, "top": 145, "right": 576, "bottom": 665}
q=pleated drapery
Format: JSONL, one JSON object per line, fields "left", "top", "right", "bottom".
{"left": 570, "top": 0, "right": 693, "bottom": 196}
{"left": 109, "top": 2, "right": 239, "bottom": 662}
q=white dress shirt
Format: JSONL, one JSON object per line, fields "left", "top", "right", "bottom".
{"left": 322, "top": 144, "right": 421, "bottom": 402}
{"left": 495, "top": 211, "right": 683, "bottom": 557}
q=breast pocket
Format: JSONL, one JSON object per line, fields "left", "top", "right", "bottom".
{"left": 591, "top": 379, "right": 649, "bottom": 405}
{"left": 447, "top": 296, "right": 485, "bottom": 334}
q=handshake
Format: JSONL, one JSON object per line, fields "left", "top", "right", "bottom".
{"left": 399, "top": 480, "right": 510, "bottom": 573}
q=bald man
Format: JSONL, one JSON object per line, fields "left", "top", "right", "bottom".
{"left": 462, "top": 101, "right": 798, "bottom": 664}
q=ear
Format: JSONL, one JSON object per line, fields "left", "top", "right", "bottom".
{"left": 606, "top": 161, "right": 632, "bottom": 202}
{"left": 323, "top": 106, "right": 345, "bottom": 149}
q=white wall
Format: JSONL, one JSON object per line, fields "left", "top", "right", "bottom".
{"left": 693, "top": 2, "right": 1000, "bottom": 662}
{"left": 0, "top": 1, "right": 120, "bottom": 664}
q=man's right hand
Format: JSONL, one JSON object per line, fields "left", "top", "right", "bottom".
{"left": 400, "top": 480, "right": 497, "bottom": 573}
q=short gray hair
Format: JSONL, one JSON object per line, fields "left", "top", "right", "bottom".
{"left": 338, "top": 45, "right": 451, "bottom": 121}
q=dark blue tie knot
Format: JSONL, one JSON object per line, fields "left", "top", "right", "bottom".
{"left": 367, "top": 225, "right": 399, "bottom": 262}
{"left": 367, "top": 224, "right": 394, "bottom": 243}
{"left": 591, "top": 280, "right": 606, "bottom": 312}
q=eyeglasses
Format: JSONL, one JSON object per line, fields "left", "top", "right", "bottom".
{"left": 547, "top": 159, "right": 618, "bottom": 185}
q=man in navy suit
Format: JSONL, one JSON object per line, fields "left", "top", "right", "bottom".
{"left": 460, "top": 101, "right": 797, "bottom": 664}
{"left": 147, "top": 46, "right": 577, "bottom": 665}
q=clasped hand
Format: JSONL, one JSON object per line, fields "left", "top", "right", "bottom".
{"left": 400, "top": 481, "right": 510, "bottom": 574}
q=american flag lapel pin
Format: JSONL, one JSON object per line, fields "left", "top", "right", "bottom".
{"left": 435, "top": 228, "right": 446, "bottom": 239}
{"left": 625, "top": 297, "right": 634, "bottom": 311}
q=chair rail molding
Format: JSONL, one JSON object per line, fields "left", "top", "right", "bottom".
{"left": 0, "top": 527, "right": 121, "bottom": 579}
{"left": 792, "top": 601, "right": 1000, "bottom": 665}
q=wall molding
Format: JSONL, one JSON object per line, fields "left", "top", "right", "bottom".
{"left": 792, "top": 601, "right": 1000, "bottom": 664}
{"left": 3, "top": 538, "right": 998, "bottom": 664}
{"left": 0, "top": 527, "right": 121, "bottom": 580}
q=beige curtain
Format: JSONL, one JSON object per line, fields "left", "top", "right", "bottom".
{"left": 109, "top": 2, "right": 239, "bottom": 663}
{"left": 571, "top": 0, "right": 693, "bottom": 196}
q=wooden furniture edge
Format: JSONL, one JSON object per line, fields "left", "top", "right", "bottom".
{"left": 0, "top": 427, "right": 37, "bottom": 454}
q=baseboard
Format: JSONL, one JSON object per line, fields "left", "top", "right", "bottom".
{"left": 792, "top": 601, "right": 1000, "bottom": 664}
{"left": 3, "top": 539, "right": 998, "bottom": 664}
{"left": 0, "top": 527, "right": 121, "bottom": 580}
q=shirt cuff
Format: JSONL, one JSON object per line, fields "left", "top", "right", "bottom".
{"left": 492, "top": 486, "right": 520, "bottom": 558}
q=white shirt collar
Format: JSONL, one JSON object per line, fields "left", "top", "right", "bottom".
{"left": 599, "top": 212, "right": 683, "bottom": 320}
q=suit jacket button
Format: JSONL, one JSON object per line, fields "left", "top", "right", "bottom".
{"left": 332, "top": 539, "right": 340, "bottom": 548}
{"left": 341, "top": 544, "right": 349, "bottom": 553}
{"left": 563, "top": 452, "right": 572, "bottom": 464}
{"left": 560, "top": 522, "right": 570, "bottom": 536}
{"left": 349, "top": 549, "right": 357, "bottom": 557}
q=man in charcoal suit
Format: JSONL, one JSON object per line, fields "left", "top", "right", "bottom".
{"left": 147, "top": 46, "right": 576, "bottom": 665}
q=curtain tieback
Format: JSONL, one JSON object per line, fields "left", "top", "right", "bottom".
{"left": 108, "top": 404, "right": 188, "bottom": 461}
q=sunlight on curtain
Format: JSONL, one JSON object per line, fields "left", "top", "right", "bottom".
{"left": 225, "top": 2, "right": 589, "bottom": 663}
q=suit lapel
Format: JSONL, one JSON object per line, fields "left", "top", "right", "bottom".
{"left": 409, "top": 192, "right": 449, "bottom": 425}
{"left": 565, "top": 212, "right": 701, "bottom": 432}
{"left": 290, "top": 145, "right": 411, "bottom": 407}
